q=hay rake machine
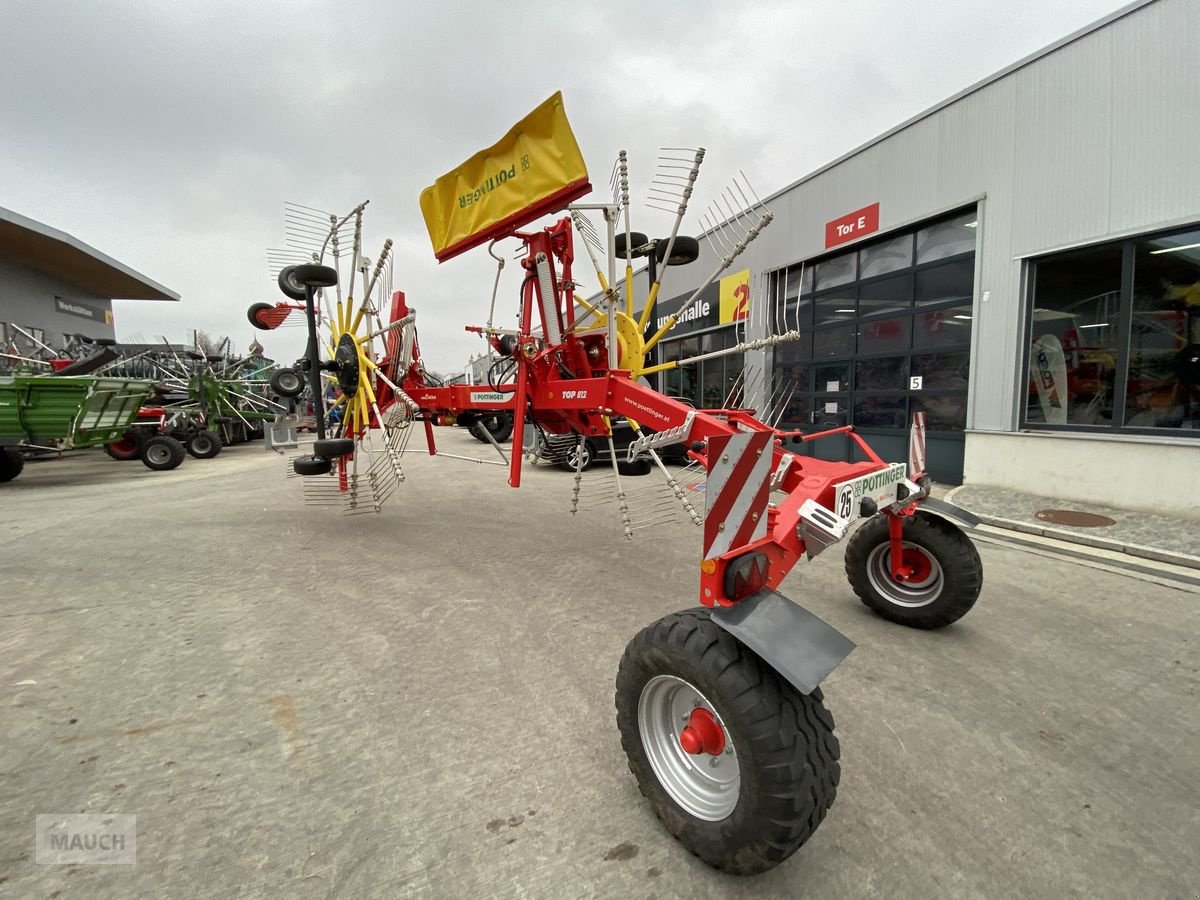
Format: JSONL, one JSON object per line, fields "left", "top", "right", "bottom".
{"left": 251, "top": 95, "right": 985, "bottom": 875}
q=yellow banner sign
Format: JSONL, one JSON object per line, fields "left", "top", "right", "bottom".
{"left": 419, "top": 91, "right": 590, "bottom": 262}
{"left": 719, "top": 268, "right": 750, "bottom": 324}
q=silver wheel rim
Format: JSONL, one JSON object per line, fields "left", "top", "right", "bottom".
{"left": 568, "top": 444, "right": 590, "bottom": 469}
{"left": 637, "top": 675, "right": 739, "bottom": 821}
{"left": 146, "top": 444, "right": 171, "bottom": 465}
{"left": 194, "top": 437, "right": 212, "bottom": 453}
{"left": 866, "top": 541, "right": 943, "bottom": 607}
{"left": 280, "top": 374, "right": 299, "bottom": 392}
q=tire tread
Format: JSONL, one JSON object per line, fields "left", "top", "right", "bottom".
{"left": 615, "top": 607, "right": 839, "bottom": 875}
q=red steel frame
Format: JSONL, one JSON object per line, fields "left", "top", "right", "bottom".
{"left": 365, "top": 218, "right": 927, "bottom": 607}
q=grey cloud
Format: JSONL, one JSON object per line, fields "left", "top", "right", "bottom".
{"left": 1, "top": 0, "right": 1127, "bottom": 370}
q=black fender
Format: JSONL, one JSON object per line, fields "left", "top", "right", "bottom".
{"left": 711, "top": 589, "right": 855, "bottom": 696}
{"left": 917, "top": 496, "right": 981, "bottom": 529}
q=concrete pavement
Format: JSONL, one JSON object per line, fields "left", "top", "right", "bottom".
{"left": 1, "top": 432, "right": 1198, "bottom": 898}
{"left": 947, "top": 483, "right": 1200, "bottom": 571}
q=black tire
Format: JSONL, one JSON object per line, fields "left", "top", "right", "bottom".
{"left": 313, "top": 438, "right": 354, "bottom": 458}
{"left": 290, "top": 263, "right": 338, "bottom": 289}
{"left": 844, "top": 511, "right": 983, "bottom": 629}
{"left": 293, "top": 455, "right": 332, "bottom": 476}
{"left": 468, "top": 413, "right": 513, "bottom": 444}
{"left": 140, "top": 435, "right": 186, "bottom": 471}
{"left": 558, "top": 439, "right": 595, "bottom": 471}
{"left": 270, "top": 368, "right": 305, "bottom": 398}
{"left": 615, "top": 608, "right": 840, "bottom": 876}
{"left": 277, "top": 266, "right": 308, "bottom": 302}
{"left": 614, "top": 231, "right": 650, "bottom": 259}
{"left": 185, "top": 430, "right": 222, "bottom": 460}
{"left": 0, "top": 448, "right": 24, "bottom": 483}
{"left": 656, "top": 235, "right": 701, "bottom": 266}
{"left": 617, "top": 457, "right": 653, "bottom": 476}
{"left": 104, "top": 432, "right": 144, "bottom": 461}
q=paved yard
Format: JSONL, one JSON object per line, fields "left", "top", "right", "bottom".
{"left": 1, "top": 432, "right": 1197, "bottom": 898}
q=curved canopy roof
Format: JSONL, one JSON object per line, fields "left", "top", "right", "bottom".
{"left": 0, "top": 205, "right": 179, "bottom": 301}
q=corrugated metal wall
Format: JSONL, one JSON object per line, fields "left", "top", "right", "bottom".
{"left": 669, "top": 0, "right": 1198, "bottom": 434}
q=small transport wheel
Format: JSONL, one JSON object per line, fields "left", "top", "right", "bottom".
{"left": 277, "top": 266, "right": 308, "bottom": 302}
{"left": 614, "top": 231, "right": 650, "bottom": 259}
{"left": 615, "top": 608, "right": 841, "bottom": 876}
{"left": 0, "top": 448, "right": 25, "bottom": 483}
{"left": 616, "top": 457, "right": 653, "bottom": 476}
{"left": 844, "top": 511, "right": 983, "bottom": 629}
{"left": 140, "top": 435, "right": 186, "bottom": 471}
{"left": 247, "top": 302, "right": 274, "bottom": 330}
{"left": 558, "top": 439, "right": 595, "bottom": 472}
{"left": 186, "top": 430, "right": 222, "bottom": 460}
{"left": 270, "top": 367, "right": 305, "bottom": 398}
{"left": 293, "top": 455, "right": 332, "bottom": 476}
{"left": 313, "top": 438, "right": 354, "bottom": 458}
{"left": 656, "top": 234, "right": 701, "bottom": 266}
{"left": 290, "top": 263, "right": 339, "bottom": 290}
{"left": 468, "top": 413, "right": 513, "bottom": 444}
{"left": 104, "top": 432, "right": 144, "bottom": 461}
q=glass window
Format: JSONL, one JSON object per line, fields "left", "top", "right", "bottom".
{"left": 1027, "top": 244, "right": 1123, "bottom": 426}
{"left": 912, "top": 352, "right": 970, "bottom": 391}
{"left": 858, "top": 272, "right": 911, "bottom": 318}
{"left": 813, "top": 395, "right": 849, "bottom": 426}
{"left": 724, "top": 347, "right": 744, "bottom": 407}
{"left": 784, "top": 295, "right": 814, "bottom": 331}
{"left": 776, "top": 330, "right": 812, "bottom": 362}
{"left": 853, "top": 395, "right": 908, "bottom": 429}
{"left": 702, "top": 354, "right": 725, "bottom": 407}
{"left": 815, "top": 363, "right": 851, "bottom": 392}
{"left": 778, "top": 362, "right": 810, "bottom": 392}
{"left": 779, "top": 392, "right": 813, "bottom": 429}
{"left": 815, "top": 252, "right": 856, "bottom": 289}
{"left": 814, "top": 292, "right": 856, "bottom": 326}
{"left": 676, "top": 336, "right": 701, "bottom": 404}
{"left": 916, "top": 212, "right": 977, "bottom": 263}
{"left": 915, "top": 258, "right": 974, "bottom": 307}
{"left": 787, "top": 263, "right": 813, "bottom": 297}
{"left": 859, "top": 233, "right": 913, "bottom": 278}
{"left": 1124, "top": 229, "right": 1200, "bottom": 430}
{"left": 858, "top": 316, "right": 911, "bottom": 354}
{"left": 912, "top": 394, "right": 967, "bottom": 431}
{"left": 856, "top": 356, "right": 909, "bottom": 391}
{"left": 813, "top": 325, "right": 855, "bottom": 358}
{"left": 664, "top": 366, "right": 682, "bottom": 397}
{"left": 913, "top": 305, "right": 973, "bottom": 349}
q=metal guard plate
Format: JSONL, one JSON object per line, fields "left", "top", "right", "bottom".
{"left": 711, "top": 589, "right": 855, "bottom": 695}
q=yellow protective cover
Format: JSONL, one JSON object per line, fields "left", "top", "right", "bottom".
{"left": 419, "top": 91, "right": 590, "bottom": 262}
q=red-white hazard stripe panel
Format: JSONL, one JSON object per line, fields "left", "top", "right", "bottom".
{"left": 703, "top": 431, "right": 773, "bottom": 559}
{"left": 909, "top": 411, "right": 927, "bottom": 477}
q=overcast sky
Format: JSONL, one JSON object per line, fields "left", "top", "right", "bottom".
{"left": 1, "top": 0, "right": 1131, "bottom": 372}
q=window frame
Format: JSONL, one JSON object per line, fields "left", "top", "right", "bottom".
{"left": 1020, "top": 223, "right": 1200, "bottom": 439}
{"left": 767, "top": 207, "right": 976, "bottom": 438}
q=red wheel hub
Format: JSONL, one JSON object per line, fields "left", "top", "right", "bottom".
{"left": 678, "top": 707, "right": 726, "bottom": 756}
{"left": 894, "top": 547, "right": 933, "bottom": 583}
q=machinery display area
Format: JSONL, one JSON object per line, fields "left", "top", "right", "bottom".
{"left": 244, "top": 94, "right": 986, "bottom": 874}
{"left": 3, "top": 5, "right": 1198, "bottom": 891}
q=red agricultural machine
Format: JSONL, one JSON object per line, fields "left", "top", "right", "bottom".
{"left": 250, "top": 93, "right": 984, "bottom": 875}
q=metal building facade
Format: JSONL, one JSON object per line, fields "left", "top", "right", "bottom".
{"left": 652, "top": 0, "right": 1198, "bottom": 514}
